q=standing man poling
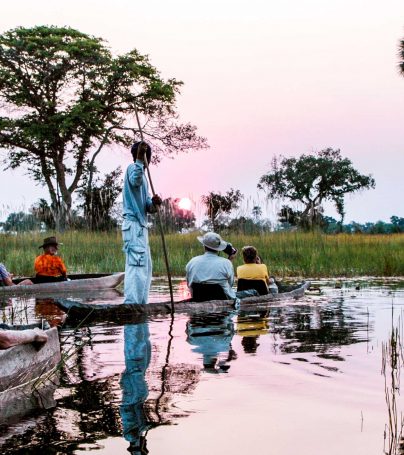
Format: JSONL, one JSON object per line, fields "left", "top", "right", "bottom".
{"left": 122, "top": 141, "right": 162, "bottom": 304}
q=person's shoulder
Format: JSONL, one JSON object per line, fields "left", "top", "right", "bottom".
{"left": 186, "top": 255, "right": 202, "bottom": 265}
{"left": 219, "top": 256, "right": 233, "bottom": 267}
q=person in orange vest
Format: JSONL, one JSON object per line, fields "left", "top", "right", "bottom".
{"left": 34, "top": 236, "right": 67, "bottom": 283}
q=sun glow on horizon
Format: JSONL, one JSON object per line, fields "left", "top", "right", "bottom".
{"left": 177, "top": 197, "right": 193, "bottom": 211}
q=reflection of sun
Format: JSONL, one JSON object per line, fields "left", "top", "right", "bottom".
{"left": 177, "top": 280, "right": 191, "bottom": 299}
{"left": 178, "top": 197, "right": 192, "bottom": 211}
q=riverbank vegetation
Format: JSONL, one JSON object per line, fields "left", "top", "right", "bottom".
{"left": 1, "top": 231, "right": 403, "bottom": 278}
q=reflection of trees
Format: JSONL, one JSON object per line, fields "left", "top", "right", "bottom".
{"left": 269, "top": 298, "right": 370, "bottom": 355}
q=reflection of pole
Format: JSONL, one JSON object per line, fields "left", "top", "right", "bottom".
{"left": 154, "top": 311, "right": 175, "bottom": 423}
{"left": 133, "top": 101, "right": 174, "bottom": 309}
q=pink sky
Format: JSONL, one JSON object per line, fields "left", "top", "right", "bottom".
{"left": 1, "top": 0, "right": 404, "bottom": 223}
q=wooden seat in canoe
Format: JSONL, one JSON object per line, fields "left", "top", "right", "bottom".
{"left": 237, "top": 278, "right": 268, "bottom": 296}
{"left": 191, "top": 283, "right": 228, "bottom": 302}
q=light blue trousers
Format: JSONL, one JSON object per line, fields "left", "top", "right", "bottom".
{"left": 120, "top": 323, "right": 151, "bottom": 443}
{"left": 122, "top": 219, "right": 152, "bottom": 304}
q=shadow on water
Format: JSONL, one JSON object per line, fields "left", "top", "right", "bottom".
{"left": 1, "top": 280, "right": 404, "bottom": 454}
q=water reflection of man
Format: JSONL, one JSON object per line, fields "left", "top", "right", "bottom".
{"left": 186, "top": 313, "right": 237, "bottom": 373}
{"left": 120, "top": 323, "right": 152, "bottom": 454}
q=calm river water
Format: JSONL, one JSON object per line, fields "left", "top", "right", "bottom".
{"left": 1, "top": 279, "right": 404, "bottom": 455}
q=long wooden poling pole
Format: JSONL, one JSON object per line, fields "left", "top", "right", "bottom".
{"left": 133, "top": 102, "right": 174, "bottom": 307}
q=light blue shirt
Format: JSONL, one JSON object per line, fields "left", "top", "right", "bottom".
{"left": 0, "top": 263, "right": 9, "bottom": 283}
{"left": 122, "top": 160, "right": 153, "bottom": 227}
{"left": 185, "top": 252, "right": 236, "bottom": 299}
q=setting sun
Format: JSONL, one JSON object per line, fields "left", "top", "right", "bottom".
{"left": 177, "top": 197, "right": 192, "bottom": 211}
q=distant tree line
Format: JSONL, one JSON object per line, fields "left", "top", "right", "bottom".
{"left": 2, "top": 146, "right": 400, "bottom": 235}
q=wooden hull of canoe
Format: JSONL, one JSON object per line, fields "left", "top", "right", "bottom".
{"left": 0, "top": 327, "right": 61, "bottom": 424}
{"left": 56, "top": 281, "right": 311, "bottom": 322}
{"left": 0, "top": 272, "right": 125, "bottom": 296}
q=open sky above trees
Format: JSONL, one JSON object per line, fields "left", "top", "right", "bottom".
{"left": 0, "top": 0, "right": 403, "bottom": 224}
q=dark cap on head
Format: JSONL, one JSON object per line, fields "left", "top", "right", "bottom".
{"left": 39, "top": 236, "right": 62, "bottom": 249}
{"left": 131, "top": 141, "right": 152, "bottom": 164}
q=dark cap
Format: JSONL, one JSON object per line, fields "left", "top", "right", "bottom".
{"left": 39, "top": 236, "right": 62, "bottom": 249}
{"left": 131, "top": 141, "right": 152, "bottom": 164}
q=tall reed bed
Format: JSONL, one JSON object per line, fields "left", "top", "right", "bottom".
{"left": 1, "top": 231, "right": 404, "bottom": 277}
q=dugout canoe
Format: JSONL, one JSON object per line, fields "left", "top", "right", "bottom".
{"left": 55, "top": 281, "right": 311, "bottom": 322}
{"left": 0, "top": 324, "right": 61, "bottom": 424}
{"left": 0, "top": 272, "right": 125, "bottom": 297}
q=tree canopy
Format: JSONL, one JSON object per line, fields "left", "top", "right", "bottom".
{"left": 258, "top": 148, "right": 375, "bottom": 227}
{"left": 0, "top": 26, "right": 207, "bottom": 229}
{"left": 201, "top": 189, "right": 243, "bottom": 231}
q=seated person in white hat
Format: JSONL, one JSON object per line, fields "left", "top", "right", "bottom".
{"left": 185, "top": 232, "right": 259, "bottom": 301}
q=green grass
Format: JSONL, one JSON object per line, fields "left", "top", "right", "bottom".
{"left": 1, "top": 231, "right": 404, "bottom": 278}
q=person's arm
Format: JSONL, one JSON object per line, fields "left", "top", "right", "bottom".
{"left": 226, "top": 261, "right": 235, "bottom": 287}
{"left": 2, "top": 275, "right": 14, "bottom": 286}
{"left": 34, "top": 256, "right": 41, "bottom": 275}
{"left": 146, "top": 195, "right": 162, "bottom": 213}
{"left": 58, "top": 258, "right": 67, "bottom": 277}
{"left": 0, "top": 264, "right": 15, "bottom": 286}
{"left": 185, "top": 261, "right": 192, "bottom": 287}
{"left": 127, "top": 161, "right": 145, "bottom": 187}
{"left": 128, "top": 141, "right": 149, "bottom": 187}
{"left": 263, "top": 264, "right": 270, "bottom": 285}
{"left": 0, "top": 328, "right": 48, "bottom": 350}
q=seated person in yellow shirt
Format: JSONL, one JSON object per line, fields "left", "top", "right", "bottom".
{"left": 237, "top": 246, "right": 269, "bottom": 283}
{"left": 236, "top": 246, "right": 278, "bottom": 295}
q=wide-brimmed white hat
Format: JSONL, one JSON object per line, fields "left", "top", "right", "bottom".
{"left": 197, "top": 232, "right": 227, "bottom": 251}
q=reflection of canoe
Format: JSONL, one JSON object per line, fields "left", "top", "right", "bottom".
{"left": 55, "top": 281, "right": 310, "bottom": 321}
{"left": 0, "top": 325, "right": 61, "bottom": 424}
{"left": 0, "top": 272, "right": 125, "bottom": 296}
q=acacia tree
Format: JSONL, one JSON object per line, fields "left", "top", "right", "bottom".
{"left": 0, "top": 26, "right": 207, "bottom": 229}
{"left": 201, "top": 189, "right": 243, "bottom": 231}
{"left": 258, "top": 148, "right": 375, "bottom": 228}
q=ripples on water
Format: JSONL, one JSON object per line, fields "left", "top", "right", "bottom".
{"left": 1, "top": 279, "right": 404, "bottom": 455}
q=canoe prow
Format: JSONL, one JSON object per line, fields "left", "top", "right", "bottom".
{"left": 0, "top": 272, "right": 125, "bottom": 296}
{"left": 0, "top": 327, "right": 61, "bottom": 424}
